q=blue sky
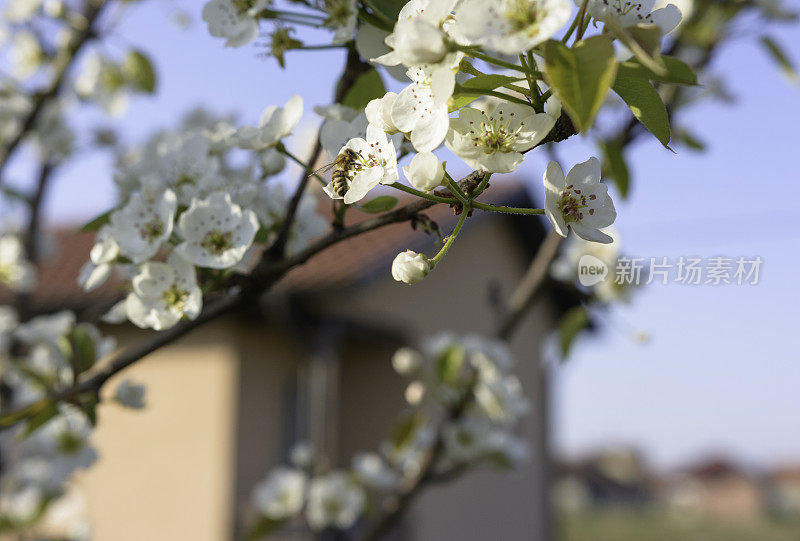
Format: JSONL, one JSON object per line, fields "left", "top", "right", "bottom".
{"left": 12, "top": 1, "right": 800, "bottom": 471}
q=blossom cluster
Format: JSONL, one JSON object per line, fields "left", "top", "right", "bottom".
{"left": 0, "top": 307, "right": 145, "bottom": 538}
{"left": 247, "top": 333, "right": 529, "bottom": 534}
{"left": 78, "top": 100, "right": 328, "bottom": 331}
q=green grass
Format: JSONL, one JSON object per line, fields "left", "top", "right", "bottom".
{"left": 558, "top": 510, "right": 800, "bottom": 541}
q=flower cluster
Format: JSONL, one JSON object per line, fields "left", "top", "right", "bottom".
{"left": 247, "top": 333, "right": 529, "bottom": 535}
{"left": 79, "top": 99, "right": 328, "bottom": 331}
{"left": 0, "top": 307, "right": 144, "bottom": 538}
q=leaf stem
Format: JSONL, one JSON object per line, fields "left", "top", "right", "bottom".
{"left": 389, "top": 182, "right": 457, "bottom": 204}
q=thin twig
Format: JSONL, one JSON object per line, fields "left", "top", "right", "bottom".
{"left": 0, "top": 0, "right": 110, "bottom": 185}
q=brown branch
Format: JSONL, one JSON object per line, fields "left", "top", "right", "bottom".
{"left": 0, "top": 0, "right": 111, "bottom": 184}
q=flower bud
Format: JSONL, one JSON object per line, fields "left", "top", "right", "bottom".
{"left": 402, "top": 151, "right": 445, "bottom": 192}
{"left": 391, "top": 250, "right": 430, "bottom": 285}
{"left": 261, "top": 147, "right": 286, "bottom": 176}
{"left": 388, "top": 19, "right": 449, "bottom": 66}
{"left": 392, "top": 347, "right": 423, "bottom": 375}
{"left": 366, "top": 92, "right": 399, "bottom": 134}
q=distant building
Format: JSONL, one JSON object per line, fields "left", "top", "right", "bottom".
{"left": 554, "top": 447, "right": 653, "bottom": 513}
{"left": 663, "top": 458, "right": 764, "bottom": 521}
{"left": 765, "top": 466, "right": 800, "bottom": 516}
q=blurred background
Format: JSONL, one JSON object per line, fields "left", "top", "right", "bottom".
{"left": 2, "top": 0, "right": 799, "bottom": 539}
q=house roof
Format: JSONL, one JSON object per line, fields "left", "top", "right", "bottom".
{"left": 1, "top": 181, "right": 554, "bottom": 314}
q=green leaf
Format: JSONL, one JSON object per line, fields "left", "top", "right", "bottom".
{"left": 616, "top": 56, "right": 697, "bottom": 85}
{"left": 613, "top": 76, "right": 671, "bottom": 147}
{"left": 676, "top": 130, "right": 706, "bottom": 151}
{"left": 122, "top": 50, "right": 157, "bottom": 93}
{"left": 435, "top": 344, "right": 465, "bottom": 385}
{"left": 17, "top": 402, "right": 58, "bottom": 441}
{"left": 367, "top": 0, "right": 407, "bottom": 21}
{"left": 245, "top": 517, "right": 285, "bottom": 541}
{"left": 342, "top": 68, "right": 386, "bottom": 110}
{"left": 70, "top": 325, "right": 97, "bottom": 374}
{"left": 358, "top": 195, "right": 398, "bottom": 213}
{"left": 391, "top": 411, "right": 426, "bottom": 450}
{"left": 450, "top": 74, "right": 527, "bottom": 111}
{"left": 543, "top": 36, "right": 618, "bottom": 132}
{"left": 79, "top": 209, "right": 114, "bottom": 232}
{"left": 760, "top": 36, "right": 798, "bottom": 83}
{"left": 253, "top": 227, "right": 271, "bottom": 244}
{"left": 559, "top": 306, "right": 589, "bottom": 358}
{"left": 600, "top": 141, "right": 630, "bottom": 198}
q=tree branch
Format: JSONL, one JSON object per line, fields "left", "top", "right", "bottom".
{"left": 0, "top": 0, "right": 111, "bottom": 185}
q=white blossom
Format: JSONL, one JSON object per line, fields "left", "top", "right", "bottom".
{"left": 392, "top": 64, "right": 456, "bottom": 152}
{"left": 583, "top": 0, "right": 683, "bottom": 34}
{"left": 202, "top": 0, "right": 267, "bottom": 48}
{"left": 237, "top": 95, "right": 303, "bottom": 150}
{"left": 392, "top": 347, "right": 424, "bottom": 375}
{"left": 9, "top": 31, "right": 43, "bottom": 80}
{"left": 324, "top": 0, "right": 358, "bottom": 43}
{"left": 175, "top": 192, "right": 259, "bottom": 269}
{"left": 14, "top": 310, "right": 74, "bottom": 346}
{"left": 4, "top": 0, "right": 41, "bottom": 22}
{"left": 0, "top": 234, "right": 36, "bottom": 293}
{"left": 109, "top": 189, "right": 177, "bottom": 264}
{"left": 114, "top": 379, "right": 146, "bottom": 409}
{"left": 352, "top": 452, "right": 399, "bottom": 491}
{"left": 391, "top": 250, "right": 430, "bottom": 284}
{"left": 252, "top": 467, "right": 307, "bottom": 520}
{"left": 260, "top": 147, "right": 286, "bottom": 176}
{"left": 125, "top": 252, "right": 202, "bottom": 331}
{"left": 474, "top": 372, "right": 530, "bottom": 425}
{"left": 543, "top": 157, "right": 617, "bottom": 243}
{"left": 402, "top": 151, "right": 445, "bottom": 192}
{"left": 306, "top": 471, "right": 365, "bottom": 531}
{"left": 373, "top": 0, "right": 460, "bottom": 68}
{"left": 365, "top": 92, "right": 400, "bottom": 134}
{"left": 154, "top": 132, "right": 223, "bottom": 205}
{"left": 320, "top": 110, "right": 367, "bottom": 159}
{"left": 74, "top": 53, "right": 129, "bottom": 116}
{"left": 442, "top": 415, "right": 496, "bottom": 463}
{"left": 77, "top": 228, "right": 119, "bottom": 292}
{"left": 446, "top": 99, "right": 555, "bottom": 173}
{"left": 323, "top": 124, "right": 398, "bottom": 204}
{"left": 454, "top": 0, "right": 572, "bottom": 55}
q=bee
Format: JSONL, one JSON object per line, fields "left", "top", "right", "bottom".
{"left": 311, "top": 148, "right": 363, "bottom": 197}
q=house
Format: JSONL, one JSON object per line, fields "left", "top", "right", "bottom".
{"left": 1, "top": 184, "right": 577, "bottom": 540}
{"left": 662, "top": 458, "right": 764, "bottom": 521}
{"left": 765, "top": 466, "right": 800, "bottom": 517}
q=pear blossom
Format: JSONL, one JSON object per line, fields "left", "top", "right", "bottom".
{"left": 365, "top": 92, "right": 400, "bottom": 134}
{"left": 4, "top": 0, "right": 42, "bottom": 22}
{"left": 202, "top": 0, "right": 267, "bottom": 48}
{"left": 74, "top": 53, "right": 129, "bottom": 116}
{"left": 260, "top": 147, "right": 286, "bottom": 176}
{"left": 155, "top": 132, "right": 222, "bottom": 205}
{"left": 114, "top": 379, "right": 146, "bottom": 409}
{"left": 77, "top": 228, "right": 119, "bottom": 292}
{"left": 352, "top": 452, "right": 399, "bottom": 491}
{"left": 474, "top": 372, "right": 530, "bottom": 425}
{"left": 392, "top": 347, "right": 424, "bottom": 375}
{"left": 454, "top": 0, "right": 572, "bottom": 55}
{"left": 391, "top": 250, "right": 430, "bottom": 284}
{"left": 0, "top": 486, "right": 43, "bottom": 523}
{"left": 254, "top": 184, "right": 328, "bottom": 255}
{"left": 252, "top": 467, "right": 307, "bottom": 520}
{"left": 306, "top": 471, "right": 365, "bottom": 531}
{"left": 355, "top": 24, "right": 410, "bottom": 82}
{"left": 14, "top": 310, "right": 74, "bottom": 345}
{"left": 10, "top": 31, "right": 43, "bottom": 79}
{"left": 320, "top": 110, "right": 367, "bottom": 159}
{"left": 109, "top": 189, "right": 177, "bottom": 264}
{"left": 125, "top": 252, "right": 202, "bottom": 330}
{"left": 446, "top": 99, "right": 555, "bottom": 173}
{"left": 323, "top": 124, "right": 398, "bottom": 204}
{"left": 392, "top": 64, "right": 455, "bottom": 152}
{"left": 324, "top": 0, "right": 358, "bottom": 44}
{"left": 543, "top": 157, "right": 617, "bottom": 243}
{"left": 290, "top": 441, "right": 315, "bottom": 468}
{"left": 0, "top": 234, "right": 36, "bottom": 293}
{"left": 582, "top": 0, "right": 683, "bottom": 34}
{"left": 175, "top": 192, "right": 259, "bottom": 268}
{"left": 442, "top": 415, "right": 496, "bottom": 463}
{"left": 237, "top": 95, "right": 303, "bottom": 150}
{"left": 373, "top": 0, "right": 460, "bottom": 68}
{"left": 402, "top": 151, "right": 445, "bottom": 191}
